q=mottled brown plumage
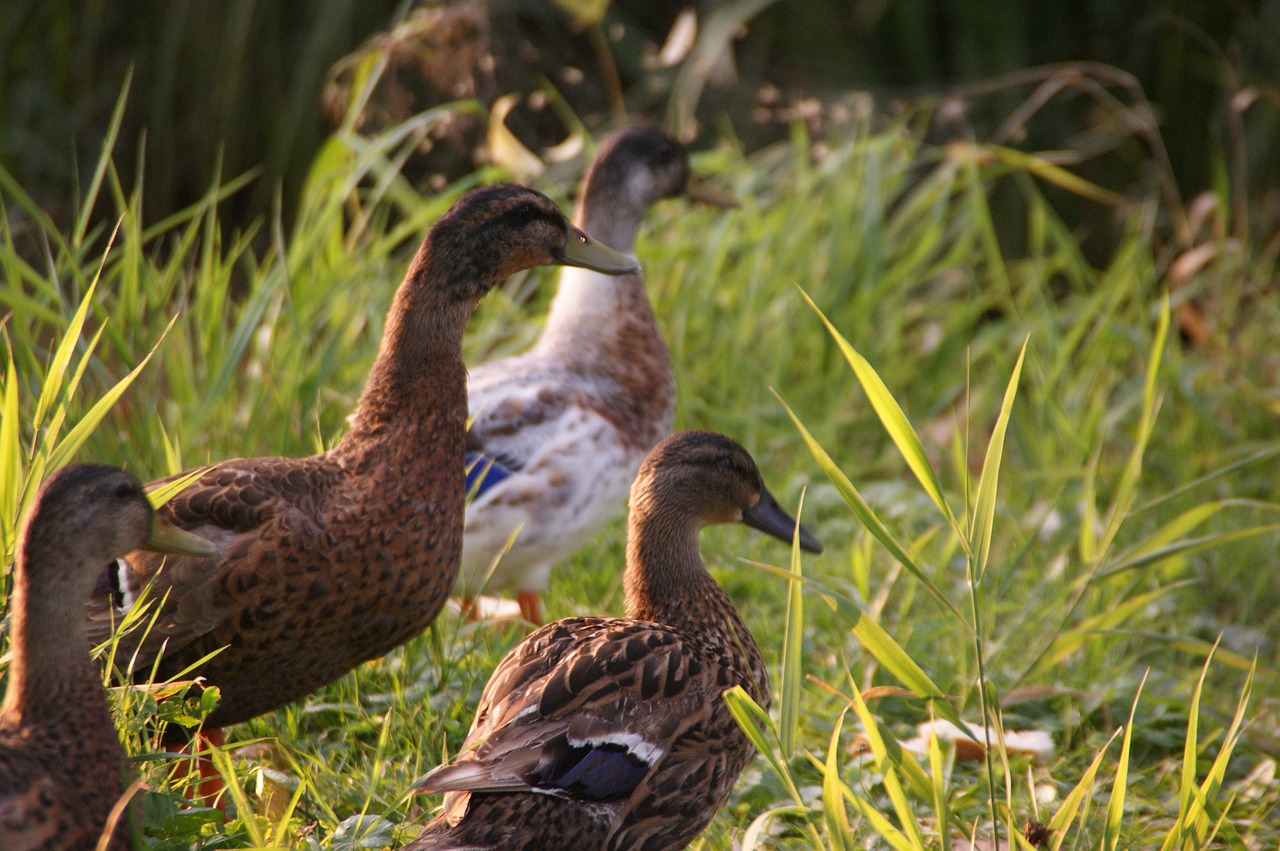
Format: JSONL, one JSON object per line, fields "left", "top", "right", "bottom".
{"left": 84, "top": 184, "right": 638, "bottom": 730}
{"left": 460, "top": 128, "right": 737, "bottom": 623}
{"left": 0, "top": 464, "right": 214, "bottom": 850}
{"left": 408, "top": 431, "right": 822, "bottom": 851}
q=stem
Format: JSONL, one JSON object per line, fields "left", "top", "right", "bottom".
{"left": 968, "top": 561, "right": 1000, "bottom": 847}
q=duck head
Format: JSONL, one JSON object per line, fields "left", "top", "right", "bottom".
{"left": 21, "top": 464, "right": 215, "bottom": 600}
{"left": 413, "top": 184, "right": 639, "bottom": 303}
{"left": 630, "top": 430, "right": 822, "bottom": 554}
{"left": 578, "top": 128, "right": 736, "bottom": 250}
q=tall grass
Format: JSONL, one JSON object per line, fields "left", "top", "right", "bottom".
{"left": 2, "top": 75, "right": 1278, "bottom": 848}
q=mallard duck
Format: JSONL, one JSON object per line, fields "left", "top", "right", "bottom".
{"left": 84, "top": 185, "right": 638, "bottom": 742}
{"left": 459, "top": 128, "right": 736, "bottom": 624}
{"left": 0, "top": 464, "right": 214, "bottom": 849}
{"left": 408, "top": 430, "right": 822, "bottom": 850}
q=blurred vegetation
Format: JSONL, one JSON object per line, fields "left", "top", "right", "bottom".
{"left": 2, "top": 0, "right": 1278, "bottom": 243}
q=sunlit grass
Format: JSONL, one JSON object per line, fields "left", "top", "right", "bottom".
{"left": 2, "top": 79, "right": 1278, "bottom": 848}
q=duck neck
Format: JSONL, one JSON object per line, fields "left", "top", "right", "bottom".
{"left": 624, "top": 512, "right": 726, "bottom": 631}
{"left": 340, "top": 240, "right": 474, "bottom": 456}
{"left": 623, "top": 504, "right": 769, "bottom": 703}
{"left": 535, "top": 189, "right": 650, "bottom": 358}
{"left": 1, "top": 566, "right": 100, "bottom": 724}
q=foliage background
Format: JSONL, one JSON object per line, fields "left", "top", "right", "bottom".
{"left": 2, "top": 0, "right": 1279, "bottom": 848}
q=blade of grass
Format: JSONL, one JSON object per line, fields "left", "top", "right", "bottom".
{"left": 45, "top": 314, "right": 178, "bottom": 472}
{"left": 1047, "top": 726, "right": 1123, "bottom": 850}
{"left": 776, "top": 392, "right": 969, "bottom": 626}
{"left": 969, "top": 337, "right": 1026, "bottom": 580}
{"left": 779, "top": 489, "right": 805, "bottom": 757}
{"left": 73, "top": 68, "right": 133, "bottom": 250}
{"left": 1103, "top": 670, "right": 1147, "bottom": 851}
{"left": 798, "top": 286, "right": 963, "bottom": 540}
{"left": 822, "top": 709, "right": 853, "bottom": 851}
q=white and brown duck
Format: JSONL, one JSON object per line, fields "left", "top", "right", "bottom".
{"left": 459, "top": 128, "right": 736, "bottom": 624}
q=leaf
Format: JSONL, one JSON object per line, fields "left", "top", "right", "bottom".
{"left": 0, "top": 345, "right": 20, "bottom": 558}
{"left": 746, "top": 559, "right": 950, "bottom": 698}
{"left": 1048, "top": 726, "right": 1123, "bottom": 850}
{"left": 45, "top": 314, "right": 178, "bottom": 473}
{"left": 1103, "top": 671, "right": 1146, "bottom": 851}
{"left": 847, "top": 685, "right": 927, "bottom": 847}
{"left": 33, "top": 271, "right": 100, "bottom": 427}
{"left": 1097, "top": 296, "right": 1170, "bottom": 559}
{"left": 776, "top": 390, "right": 969, "bottom": 626}
{"left": 969, "top": 337, "right": 1026, "bottom": 580}
{"left": 779, "top": 489, "right": 805, "bottom": 757}
{"left": 821, "top": 710, "right": 853, "bottom": 851}
{"left": 799, "top": 287, "right": 962, "bottom": 538}
{"left": 985, "top": 144, "right": 1128, "bottom": 207}
{"left": 487, "top": 94, "right": 544, "bottom": 180}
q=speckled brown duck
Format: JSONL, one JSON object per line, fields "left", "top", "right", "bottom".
{"left": 0, "top": 464, "right": 215, "bottom": 850}
{"left": 407, "top": 430, "right": 822, "bottom": 851}
{"left": 459, "top": 127, "right": 736, "bottom": 624}
{"left": 83, "top": 185, "right": 638, "bottom": 739}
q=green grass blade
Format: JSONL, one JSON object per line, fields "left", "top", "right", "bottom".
{"left": 1162, "top": 642, "right": 1215, "bottom": 851}
{"left": 928, "top": 722, "right": 949, "bottom": 851}
{"left": 1097, "top": 296, "right": 1170, "bottom": 559}
{"left": 45, "top": 314, "right": 177, "bottom": 472}
{"left": 147, "top": 466, "right": 216, "bottom": 508}
{"left": 32, "top": 272, "right": 101, "bottom": 428}
{"left": 1026, "top": 585, "right": 1181, "bottom": 677}
{"left": 847, "top": 685, "right": 926, "bottom": 847}
{"left": 777, "top": 392, "right": 969, "bottom": 626}
{"left": 779, "top": 490, "right": 805, "bottom": 758}
{"left": 969, "top": 337, "right": 1026, "bottom": 580}
{"left": 1103, "top": 671, "right": 1146, "bottom": 851}
{"left": 746, "top": 559, "right": 949, "bottom": 699}
{"left": 822, "top": 709, "right": 853, "bottom": 851}
{"left": 798, "top": 286, "right": 962, "bottom": 539}
{"left": 72, "top": 69, "right": 132, "bottom": 250}
{"left": 721, "top": 686, "right": 801, "bottom": 804}
{"left": 0, "top": 345, "right": 20, "bottom": 558}
{"left": 740, "top": 806, "right": 809, "bottom": 851}
{"left": 1048, "top": 726, "right": 1123, "bottom": 849}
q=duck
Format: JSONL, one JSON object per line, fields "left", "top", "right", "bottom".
{"left": 459, "top": 127, "right": 737, "bottom": 624}
{"left": 83, "top": 185, "right": 638, "bottom": 745}
{"left": 407, "top": 430, "right": 822, "bottom": 850}
{"left": 0, "top": 464, "right": 215, "bottom": 850}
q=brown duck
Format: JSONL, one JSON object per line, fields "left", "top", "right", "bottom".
{"left": 0, "top": 464, "right": 214, "bottom": 849}
{"left": 407, "top": 430, "right": 822, "bottom": 850}
{"left": 84, "top": 185, "right": 638, "bottom": 739}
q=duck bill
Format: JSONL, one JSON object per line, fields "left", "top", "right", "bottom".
{"left": 742, "top": 486, "right": 823, "bottom": 554}
{"left": 144, "top": 517, "right": 218, "bottom": 557}
{"left": 559, "top": 225, "right": 640, "bottom": 275}
{"left": 684, "top": 174, "right": 739, "bottom": 208}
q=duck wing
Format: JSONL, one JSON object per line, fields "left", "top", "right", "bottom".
{"left": 420, "top": 617, "right": 723, "bottom": 811}
{"left": 84, "top": 456, "right": 340, "bottom": 669}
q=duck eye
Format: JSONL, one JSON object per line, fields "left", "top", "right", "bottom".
{"left": 508, "top": 202, "right": 539, "bottom": 228}
{"left": 114, "top": 482, "right": 134, "bottom": 499}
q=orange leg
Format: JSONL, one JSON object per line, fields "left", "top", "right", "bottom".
{"left": 194, "top": 727, "right": 227, "bottom": 806}
{"left": 167, "top": 726, "right": 227, "bottom": 810}
{"left": 516, "top": 590, "right": 542, "bottom": 625}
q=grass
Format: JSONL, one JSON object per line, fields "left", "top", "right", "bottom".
{"left": 3, "top": 75, "right": 1279, "bottom": 848}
